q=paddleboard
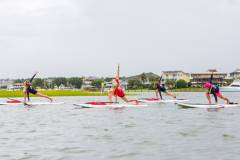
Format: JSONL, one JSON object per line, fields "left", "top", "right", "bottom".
{"left": 0, "top": 102, "right": 65, "bottom": 106}
{"left": 138, "top": 98, "right": 189, "bottom": 103}
{"left": 177, "top": 103, "right": 240, "bottom": 109}
{"left": 73, "top": 102, "right": 148, "bottom": 108}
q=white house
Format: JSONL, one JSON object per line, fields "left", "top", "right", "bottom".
{"left": 230, "top": 69, "right": 240, "bottom": 79}
{"left": 81, "top": 79, "right": 94, "bottom": 89}
{"left": 7, "top": 83, "right": 23, "bottom": 90}
{"left": 0, "top": 79, "right": 14, "bottom": 89}
{"left": 162, "top": 71, "right": 190, "bottom": 82}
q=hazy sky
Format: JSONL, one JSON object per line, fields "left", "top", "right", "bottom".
{"left": 0, "top": 0, "right": 240, "bottom": 78}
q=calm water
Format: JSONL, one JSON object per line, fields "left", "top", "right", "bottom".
{"left": 0, "top": 92, "right": 240, "bottom": 160}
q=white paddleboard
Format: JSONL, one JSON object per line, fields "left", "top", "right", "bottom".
{"left": 138, "top": 98, "right": 189, "bottom": 103}
{"left": 73, "top": 103, "right": 148, "bottom": 108}
{"left": 177, "top": 103, "right": 240, "bottom": 109}
{"left": 0, "top": 102, "right": 65, "bottom": 106}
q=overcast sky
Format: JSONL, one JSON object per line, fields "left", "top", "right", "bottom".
{"left": 0, "top": 0, "right": 240, "bottom": 78}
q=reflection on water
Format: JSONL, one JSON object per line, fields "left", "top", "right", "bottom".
{"left": 0, "top": 92, "right": 240, "bottom": 160}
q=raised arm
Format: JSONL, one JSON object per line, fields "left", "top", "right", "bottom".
{"left": 209, "top": 73, "right": 213, "bottom": 84}
{"left": 159, "top": 75, "right": 163, "bottom": 84}
{"left": 29, "top": 72, "right": 38, "bottom": 83}
{"left": 115, "top": 64, "right": 120, "bottom": 80}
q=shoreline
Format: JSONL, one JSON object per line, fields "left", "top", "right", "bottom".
{"left": 0, "top": 88, "right": 206, "bottom": 98}
{"left": 0, "top": 90, "right": 107, "bottom": 98}
{"left": 127, "top": 88, "right": 206, "bottom": 92}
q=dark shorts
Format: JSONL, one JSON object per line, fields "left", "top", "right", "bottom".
{"left": 208, "top": 85, "right": 221, "bottom": 96}
{"left": 158, "top": 86, "right": 166, "bottom": 93}
{"left": 27, "top": 87, "right": 38, "bottom": 94}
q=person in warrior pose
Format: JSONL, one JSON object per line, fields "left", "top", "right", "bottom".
{"left": 108, "top": 64, "right": 138, "bottom": 104}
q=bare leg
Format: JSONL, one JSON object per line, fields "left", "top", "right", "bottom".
{"left": 165, "top": 91, "right": 176, "bottom": 99}
{"left": 108, "top": 88, "right": 115, "bottom": 102}
{"left": 155, "top": 90, "right": 159, "bottom": 99}
{"left": 35, "top": 92, "right": 52, "bottom": 102}
{"left": 218, "top": 95, "right": 230, "bottom": 104}
{"left": 23, "top": 91, "right": 28, "bottom": 102}
{"left": 206, "top": 93, "right": 212, "bottom": 104}
{"left": 121, "top": 96, "right": 138, "bottom": 105}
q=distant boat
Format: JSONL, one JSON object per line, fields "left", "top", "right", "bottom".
{"left": 220, "top": 79, "right": 240, "bottom": 92}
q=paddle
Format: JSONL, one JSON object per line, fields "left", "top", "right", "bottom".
{"left": 229, "top": 102, "right": 238, "bottom": 105}
{"left": 7, "top": 97, "right": 32, "bottom": 107}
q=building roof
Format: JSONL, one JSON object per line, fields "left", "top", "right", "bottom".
{"left": 191, "top": 72, "right": 227, "bottom": 75}
{"left": 207, "top": 69, "right": 218, "bottom": 72}
{"left": 163, "top": 71, "right": 186, "bottom": 74}
{"left": 231, "top": 69, "right": 240, "bottom": 73}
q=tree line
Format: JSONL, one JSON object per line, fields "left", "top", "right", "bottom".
{"left": 127, "top": 79, "right": 190, "bottom": 89}
{"left": 13, "top": 75, "right": 191, "bottom": 90}
{"left": 127, "top": 74, "right": 190, "bottom": 90}
{"left": 14, "top": 77, "right": 84, "bottom": 89}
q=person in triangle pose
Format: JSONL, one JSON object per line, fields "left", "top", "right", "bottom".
{"left": 23, "top": 72, "right": 53, "bottom": 103}
{"left": 155, "top": 76, "right": 176, "bottom": 100}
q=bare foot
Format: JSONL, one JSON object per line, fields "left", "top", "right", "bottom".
{"left": 49, "top": 98, "right": 53, "bottom": 102}
{"left": 129, "top": 100, "right": 139, "bottom": 105}
{"left": 134, "top": 100, "right": 139, "bottom": 105}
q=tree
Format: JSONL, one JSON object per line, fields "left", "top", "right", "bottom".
{"left": 53, "top": 77, "right": 67, "bottom": 87}
{"left": 149, "top": 76, "right": 159, "bottom": 83}
{"left": 104, "top": 77, "right": 114, "bottom": 82}
{"left": 68, "top": 77, "right": 83, "bottom": 89}
{"left": 32, "top": 78, "right": 45, "bottom": 88}
{"left": 91, "top": 80, "right": 103, "bottom": 89}
{"left": 225, "top": 79, "right": 234, "bottom": 86}
{"left": 176, "top": 79, "right": 188, "bottom": 88}
{"left": 15, "top": 79, "right": 24, "bottom": 83}
{"left": 128, "top": 79, "right": 142, "bottom": 89}
{"left": 140, "top": 73, "right": 147, "bottom": 83}
{"left": 165, "top": 79, "right": 176, "bottom": 89}
{"left": 188, "top": 81, "right": 192, "bottom": 87}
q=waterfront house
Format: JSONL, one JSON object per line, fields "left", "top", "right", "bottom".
{"left": 0, "top": 79, "right": 14, "bottom": 89}
{"left": 162, "top": 71, "right": 190, "bottom": 82}
{"left": 230, "top": 69, "right": 240, "bottom": 79}
{"left": 191, "top": 70, "right": 227, "bottom": 87}
{"left": 7, "top": 83, "right": 23, "bottom": 90}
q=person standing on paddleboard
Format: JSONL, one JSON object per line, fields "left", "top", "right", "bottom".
{"left": 108, "top": 64, "right": 138, "bottom": 104}
{"left": 203, "top": 73, "right": 230, "bottom": 104}
{"left": 23, "top": 72, "right": 53, "bottom": 103}
{"left": 155, "top": 76, "right": 176, "bottom": 100}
